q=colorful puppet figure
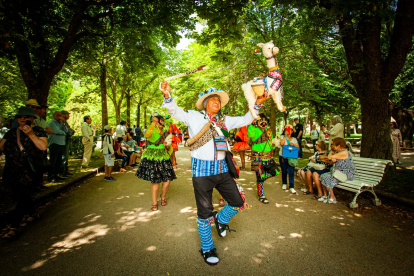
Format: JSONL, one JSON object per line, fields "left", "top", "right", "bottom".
{"left": 247, "top": 113, "right": 280, "bottom": 204}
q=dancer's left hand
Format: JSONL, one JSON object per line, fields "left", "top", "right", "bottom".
{"left": 256, "top": 94, "right": 271, "bottom": 105}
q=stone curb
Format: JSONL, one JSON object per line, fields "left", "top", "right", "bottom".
{"left": 0, "top": 166, "right": 104, "bottom": 225}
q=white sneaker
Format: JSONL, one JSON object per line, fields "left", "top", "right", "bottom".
{"left": 290, "top": 188, "right": 296, "bottom": 194}
{"left": 282, "top": 184, "right": 287, "bottom": 190}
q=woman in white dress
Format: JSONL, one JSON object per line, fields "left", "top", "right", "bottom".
{"left": 390, "top": 122, "right": 402, "bottom": 164}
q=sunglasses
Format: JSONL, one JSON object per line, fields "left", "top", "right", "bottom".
{"left": 16, "top": 115, "right": 32, "bottom": 119}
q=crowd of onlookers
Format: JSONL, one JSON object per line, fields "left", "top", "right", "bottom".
{"left": 0, "top": 99, "right": 151, "bottom": 240}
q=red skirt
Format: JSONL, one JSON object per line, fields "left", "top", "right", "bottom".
{"left": 232, "top": 142, "right": 250, "bottom": 152}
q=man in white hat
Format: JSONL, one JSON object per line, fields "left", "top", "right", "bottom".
{"left": 160, "top": 81, "right": 269, "bottom": 266}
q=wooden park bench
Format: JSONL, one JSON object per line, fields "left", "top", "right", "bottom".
{"left": 335, "top": 157, "right": 393, "bottom": 208}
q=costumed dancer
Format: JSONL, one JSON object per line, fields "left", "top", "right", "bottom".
{"left": 164, "top": 115, "right": 181, "bottom": 168}
{"left": 232, "top": 126, "right": 251, "bottom": 170}
{"left": 135, "top": 115, "right": 176, "bottom": 211}
{"left": 247, "top": 114, "right": 280, "bottom": 204}
{"left": 160, "top": 81, "right": 269, "bottom": 266}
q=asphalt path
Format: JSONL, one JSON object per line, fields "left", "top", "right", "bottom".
{"left": 1, "top": 148, "right": 413, "bottom": 275}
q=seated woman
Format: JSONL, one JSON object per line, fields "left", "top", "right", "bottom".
{"left": 126, "top": 128, "right": 139, "bottom": 149}
{"left": 115, "top": 137, "right": 133, "bottom": 171}
{"left": 318, "top": 137, "right": 355, "bottom": 203}
{"left": 298, "top": 140, "right": 330, "bottom": 195}
{"left": 121, "top": 137, "right": 138, "bottom": 167}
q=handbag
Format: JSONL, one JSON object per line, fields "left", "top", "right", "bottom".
{"left": 262, "top": 158, "right": 279, "bottom": 176}
{"left": 214, "top": 136, "right": 228, "bottom": 151}
{"left": 332, "top": 163, "right": 347, "bottom": 182}
{"left": 282, "top": 138, "right": 299, "bottom": 158}
{"left": 288, "top": 158, "right": 298, "bottom": 167}
{"left": 307, "top": 162, "right": 326, "bottom": 170}
{"left": 225, "top": 151, "right": 239, "bottom": 178}
{"left": 212, "top": 134, "right": 239, "bottom": 178}
{"left": 17, "top": 128, "right": 50, "bottom": 174}
{"left": 283, "top": 137, "right": 298, "bottom": 167}
{"left": 251, "top": 140, "right": 269, "bottom": 171}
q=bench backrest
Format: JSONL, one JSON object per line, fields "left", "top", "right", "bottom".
{"left": 351, "top": 157, "right": 393, "bottom": 186}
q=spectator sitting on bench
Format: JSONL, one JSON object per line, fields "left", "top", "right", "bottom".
{"left": 121, "top": 136, "right": 138, "bottom": 167}
{"left": 126, "top": 127, "right": 139, "bottom": 150}
{"left": 298, "top": 140, "right": 330, "bottom": 196}
{"left": 319, "top": 137, "right": 355, "bottom": 204}
{"left": 115, "top": 137, "right": 132, "bottom": 172}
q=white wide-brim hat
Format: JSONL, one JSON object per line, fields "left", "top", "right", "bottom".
{"left": 196, "top": 87, "right": 229, "bottom": 110}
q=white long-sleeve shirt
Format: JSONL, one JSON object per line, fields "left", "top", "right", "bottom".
{"left": 81, "top": 122, "right": 93, "bottom": 142}
{"left": 162, "top": 97, "right": 260, "bottom": 161}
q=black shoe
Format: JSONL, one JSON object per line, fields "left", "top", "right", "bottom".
{"left": 213, "top": 211, "right": 235, "bottom": 238}
{"left": 200, "top": 248, "right": 219, "bottom": 266}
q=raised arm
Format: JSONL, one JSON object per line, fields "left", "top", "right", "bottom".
{"left": 160, "top": 81, "right": 191, "bottom": 125}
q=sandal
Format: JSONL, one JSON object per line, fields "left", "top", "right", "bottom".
{"left": 323, "top": 198, "right": 337, "bottom": 204}
{"left": 151, "top": 204, "right": 158, "bottom": 211}
{"left": 312, "top": 195, "right": 323, "bottom": 200}
{"left": 219, "top": 199, "right": 225, "bottom": 207}
{"left": 2, "top": 228, "right": 18, "bottom": 240}
{"left": 258, "top": 197, "right": 269, "bottom": 204}
{"left": 303, "top": 191, "right": 312, "bottom": 195}
{"left": 21, "top": 213, "right": 40, "bottom": 227}
{"left": 161, "top": 198, "right": 167, "bottom": 206}
{"left": 200, "top": 248, "right": 219, "bottom": 266}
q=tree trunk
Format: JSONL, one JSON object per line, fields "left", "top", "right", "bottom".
{"left": 309, "top": 115, "right": 313, "bottom": 134}
{"left": 355, "top": 123, "right": 359, "bottom": 134}
{"left": 27, "top": 77, "right": 53, "bottom": 106}
{"left": 360, "top": 96, "right": 393, "bottom": 159}
{"left": 346, "top": 123, "right": 351, "bottom": 137}
{"left": 270, "top": 101, "right": 276, "bottom": 137}
{"left": 100, "top": 63, "right": 108, "bottom": 133}
{"left": 136, "top": 103, "right": 141, "bottom": 128}
{"left": 127, "top": 88, "right": 131, "bottom": 127}
{"left": 144, "top": 106, "right": 147, "bottom": 128}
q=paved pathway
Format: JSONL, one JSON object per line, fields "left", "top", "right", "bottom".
{"left": 1, "top": 148, "right": 413, "bottom": 275}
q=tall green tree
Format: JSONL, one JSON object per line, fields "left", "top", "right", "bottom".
{"left": 0, "top": 0, "right": 196, "bottom": 106}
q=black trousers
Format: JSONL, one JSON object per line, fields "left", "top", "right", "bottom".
{"left": 48, "top": 144, "right": 64, "bottom": 181}
{"left": 11, "top": 185, "right": 36, "bottom": 228}
{"left": 192, "top": 172, "right": 243, "bottom": 219}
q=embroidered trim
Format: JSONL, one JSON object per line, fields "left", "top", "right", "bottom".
{"left": 269, "top": 65, "right": 279, "bottom": 71}
{"left": 197, "top": 216, "right": 214, "bottom": 228}
{"left": 163, "top": 96, "right": 173, "bottom": 104}
{"left": 254, "top": 102, "right": 262, "bottom": 111}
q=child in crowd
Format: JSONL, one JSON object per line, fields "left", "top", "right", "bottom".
{"left": 102, "top": 125, "right": 116, "bottom": 181}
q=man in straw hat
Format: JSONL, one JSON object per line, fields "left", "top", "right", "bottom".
{"left": 160, "top": 81, "right": 270, "bottom": 266}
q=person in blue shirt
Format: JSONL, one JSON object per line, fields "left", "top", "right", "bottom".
{"left": 47, "top": 111, "right": 66, "bottom": 183}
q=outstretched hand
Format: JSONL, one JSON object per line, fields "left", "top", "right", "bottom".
{"left": 160, "top": 81, "right": 171, "bottom": 98}
{"left": 256, "top": 94, "right": 271, "bottom": 105}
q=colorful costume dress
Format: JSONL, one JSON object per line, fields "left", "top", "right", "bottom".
{"left": 135, "top": 126, "right": 176, "bottom": 183}
{"left": 164, "top": 117, "right": 182, "bottom": 152}
{"left": 247, "top": 124, "right": 279, "bottom": 198}
{"left": 162, "top": 91, "right": 262, "bottom": 256}
{"left": 391, "top": 128, "right": 402, "bottom": 162}
{"left": 232, "top": 126, "right": 251, "bottom": 152}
